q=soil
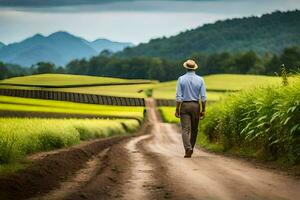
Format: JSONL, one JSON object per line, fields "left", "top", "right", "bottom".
{"left": 0, "top": 98, "right": 299, "bottom": 200}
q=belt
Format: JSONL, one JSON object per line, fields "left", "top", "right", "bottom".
{"left": 182, "top": 101, "right": 199, "bottom": 103}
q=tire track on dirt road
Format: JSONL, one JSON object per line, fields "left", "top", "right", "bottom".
{"left": 30, "top": 149, "right": 110, "bottom": 200}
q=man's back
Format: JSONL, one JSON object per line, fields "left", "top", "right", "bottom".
{"left": 176, "top": 71, "right": 206, "bottom": 102}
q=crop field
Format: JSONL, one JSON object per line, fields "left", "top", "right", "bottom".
{"left": 0, "top": 83, "right": 154, "bottom": 98}
{"left": 0, "top": 74, "right": 156, "bottom": 98}
{"left": 1, "top": 74, "right": 284, "bottom": 100}
{"left": 0, "top": 118, "right": 139, "bottom": 165}
{"left": 0, "top": 74, "right": 153, "bottom": 87}
{"left": 51, "top": 83, "right": 155, "bottom": 98}
{"left": 159, "top": 107, "right": 180, "bottom": 123}
{"left": 0, "top": 96, "right": 145, "bottom": 120}
{"left": 199, "top": 77, "right": 300, "bottom": 165}
{"left": 153, "top": 74, "right": 285, "bottom": 100}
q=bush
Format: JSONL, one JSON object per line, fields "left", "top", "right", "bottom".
{"left": 199, "top": 77, "right": 300, "bottom": 165}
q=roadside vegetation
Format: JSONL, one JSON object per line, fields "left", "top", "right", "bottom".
{"left": 199, "top": 77, "right": 300, "bottom": 165}
{"left": 0, "top": 118, "right": 139, "bottom": 166}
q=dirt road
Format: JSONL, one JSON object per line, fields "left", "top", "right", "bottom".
{"left": 1, "top": 98, "right": 299, "bottom": 200}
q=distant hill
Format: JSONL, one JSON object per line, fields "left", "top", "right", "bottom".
{"left": 0, "top": 42, "right": 5, "bottom": 49}
{"left": 0, "top": 31, "right": 133, "bottom": 66}
{"left": 119, "top": 10, "right": 300, "bottom": 59}
{"left": 89, "top": 39, "right": 133, "bottom": 53}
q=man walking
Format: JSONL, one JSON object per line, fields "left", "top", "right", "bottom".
{"left": 175, "top": 59, "right": 206, "bottom": 158}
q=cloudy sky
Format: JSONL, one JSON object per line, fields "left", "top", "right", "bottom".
{"left": 0, "top": 0, "right": 300, "bottom": 45}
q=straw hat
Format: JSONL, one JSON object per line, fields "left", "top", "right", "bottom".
{"left": 183, "top": 59, "right": 198, "bottom": 70}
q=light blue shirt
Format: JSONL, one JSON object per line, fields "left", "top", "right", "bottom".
{"left": 176, "top": 71, "right": 206, "bottom": 102}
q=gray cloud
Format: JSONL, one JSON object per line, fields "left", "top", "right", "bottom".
{"left": 0, "top": 0, "right": 300, "bottom": 45}
{"left": 0, "top": 0, "right": 217, "bottom": 7}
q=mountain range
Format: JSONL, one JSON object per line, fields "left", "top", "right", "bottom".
{"left": 118, "top": 10, "right": 300, "bottom": 59}
{"left": 0, "top": 32, "right": 133, "bottom": 66}
{"left": 0, "top": 42, "right": 5, "bottom": 49}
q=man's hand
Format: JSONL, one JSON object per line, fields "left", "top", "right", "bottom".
{"left": 175, "top": 109, "right": 180, "bottom": 118}
{"left": 200, "top": 111, "right": 205, "bottom": 120}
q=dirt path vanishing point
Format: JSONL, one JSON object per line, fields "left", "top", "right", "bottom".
{"left": 1, "top": 98, "right": 299, "bottom": 200}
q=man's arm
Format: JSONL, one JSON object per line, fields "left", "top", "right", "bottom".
{"left": 175, "top": 101, "right": 182, "bottom": 118}
{"left": 200, "top": 79, "right": 207, "bottom": 119}
{"left": 200, "top": 101, "right": 206, "bottom": 118}
{"left": 175, "top": 78, "right": 183, "bottom": 118}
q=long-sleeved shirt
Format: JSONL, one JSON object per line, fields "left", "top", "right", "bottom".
{"left": 176, "top": 71, "right": 206, "bottom": 102}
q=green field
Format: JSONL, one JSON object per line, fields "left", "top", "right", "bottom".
{"left": 159, "top": 107, "right": 180, "bottom": 123}
{"left": 0, "top": 74, "right": 285, "bottom": 100}
{"left": 0, "top": 118, "right": 139, "bottom": 165}
{"left": 153, "top": 74, "right": 284, "bottom": 100}
{"left": 51, "top": 83, "right": 155, "bottom": 98}
{"left": 0, "top": 74, "right": 155, "bottom": 98}
{"left": 0, "top": 74, "right": 153, "bottom": 87}
{"left": 0, "top": 96, "right": 145, "bottom": 121}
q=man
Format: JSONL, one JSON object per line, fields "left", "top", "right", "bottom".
{"left": 175, "top": 59, "right": 206, "bottom": 158}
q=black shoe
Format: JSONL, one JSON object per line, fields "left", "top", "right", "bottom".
{"left": 184, "top": 149, "right": 193, "bottom": 158}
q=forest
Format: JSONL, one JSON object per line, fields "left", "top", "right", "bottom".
{"left": 118, "top": 10, "right": 300, "bottom": 59}
{"left": 1, "top": 46, "right": 300, "bottom": 81}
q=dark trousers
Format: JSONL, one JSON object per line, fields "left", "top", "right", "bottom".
{"left": 180, "top": 101, "right": 200, "bottom": 151}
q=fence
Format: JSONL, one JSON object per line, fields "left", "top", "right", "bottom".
{"left": 0, "top": 88, "right": 145, "bottom": 106}
{"left": 155, "top": 98, "right": 216, "bottom": 107}
{"left": 155, "top": 99, "right": 176, "bottom": 107}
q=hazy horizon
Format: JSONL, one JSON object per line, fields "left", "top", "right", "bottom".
{"left": 1, "top": 0, "right": 300, "bottom": 45}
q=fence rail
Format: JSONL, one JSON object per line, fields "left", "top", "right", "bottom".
{"left": 155, "top": 99, "right": 216, "bottom": 107}
{"left": 0, "top": 88, "right": 145, "bottom": 107}
{"left": 155, "top": 99, "right": 176, "bottom": 107}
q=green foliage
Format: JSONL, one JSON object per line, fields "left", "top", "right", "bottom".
{"left": 2, "top": 45, "right": 300, "bottom": 82}
{"left": 280, "top": 64, "right": 289, "bottom": 86}
{"left": 64, "top": 46, "right": 300, "bottom": 81}
{"left": 0, "top": 62, "right": 8, "bottom": 80}
{"left": 0, "top": 118, "right": 139, "bottom": 164}
{"left": 199, "top": 78, "right": 300, "bottom": 165}
{"left": 119, "top": 10, "right": 300, "bottom": 59}
{"left": 144, "top": 88, "right": 153, "bottom": 97}
{"left": 32, "top": 62, "right": 57, "bottom": 74}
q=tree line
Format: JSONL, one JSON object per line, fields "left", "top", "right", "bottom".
{"left": 1, "top": 46, "right": 300, "bottom": 81}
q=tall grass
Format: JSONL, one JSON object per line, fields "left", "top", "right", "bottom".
{"left": 199, "top": 78, "right": 300, "bottom": 165}
{"left": 0, "top": 118, "right": 139, "bottom": 164}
